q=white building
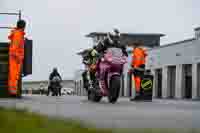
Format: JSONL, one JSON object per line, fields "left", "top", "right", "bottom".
{"left": 146, "top": 27, "right": 200, "bottom": 100}
{"left": 74, "top": 27, "right": 200, "bottom": 100}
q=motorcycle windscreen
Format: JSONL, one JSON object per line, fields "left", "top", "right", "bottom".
{"left": 107, "top": 48, "right": 123, "bottom": 57}
{"left": 105, "top": 48, "right": 126, "bottom": 64}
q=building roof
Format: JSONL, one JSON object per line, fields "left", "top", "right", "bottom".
{"left": 148, "top": 38, "right": 196, "bottom": 51}
{"left": 77, "top": 32, "right": 165, "bottom": 56}
{"left": 195, "top": 27, "right": 200, "bottom": 31}
{"left": 77, "top": 48, "right": 92, "bottom": 56}
{"left": 86, "top": 32, "right": 165, "bottom": 48}
{"left": 85, "top": 32, "right": 165, "bottom": 38}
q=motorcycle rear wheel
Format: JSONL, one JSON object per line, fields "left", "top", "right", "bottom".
{"left": 52, "top": 87, "right": 59, "bottom": 96}
{"left": 108, "top": 75, "right": 121, "bottom": 104}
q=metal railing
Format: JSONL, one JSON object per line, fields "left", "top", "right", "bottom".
{"left": 0, "top": 10, "right": 22, "bottom": 29}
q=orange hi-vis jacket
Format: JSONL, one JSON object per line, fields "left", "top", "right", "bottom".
{"left": 132, "top": 47, "right": 147, "bottom": 68}
{"left": 8, "top": 28, "right": 25, "bottom": 62}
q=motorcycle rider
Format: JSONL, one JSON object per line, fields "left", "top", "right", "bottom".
{"left": 95, "top": 29, "right": 128, "bottom": 57}
{"left": 82, "top": 46, "right": 99, "bottom": 91}
{"left": 95, "top": 29, "right": 128, "bottom": 95}
{"left": 47, "top": 67, "right": 62, "bottom": 96}
{"left": 82, "top": 52, "right": 90, "bottom": 90}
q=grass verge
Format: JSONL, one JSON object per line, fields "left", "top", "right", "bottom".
{"left": 0, "top": 107, "right": 111, "bottom": 133}
{"left": 0, "top": 107, "right": 199, "bottom": 133}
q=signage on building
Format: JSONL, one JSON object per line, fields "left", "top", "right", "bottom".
{"left": 192, "top": 56, "right": 200, "bottom": 63}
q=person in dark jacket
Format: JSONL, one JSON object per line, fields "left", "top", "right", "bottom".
{"left": 47, "top": 67, "right": 62, "bottom": 96}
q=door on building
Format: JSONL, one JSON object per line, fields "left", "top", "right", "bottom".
{"left": 168, "top": 66, "right": 176, "bottom": 98}
{"left": 184, "top": 64, "right": 192, "bottom": 99}
{"left": 127, "top": 72, "right": 132, "bottom": 97}
{"left": 156, "top": 69, "right": 162, "bottom": 98}
{"left": 198, "top": 63, "right": 200, "bottom": 97}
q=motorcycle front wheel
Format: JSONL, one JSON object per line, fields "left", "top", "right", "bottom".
{"left": 88, "top": 90, "right": 102, "bottom": 102}
{"left": 108, "top": 75, "right": 121, "bottom": 104}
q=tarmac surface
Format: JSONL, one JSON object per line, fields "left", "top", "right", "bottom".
{"left": 0, "top": 95, "right": 200, "bottom": 128}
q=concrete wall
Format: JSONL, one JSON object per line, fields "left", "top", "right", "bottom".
{"left": 198, "top": 64, "right": 200, "bottom": 97}
{"left": 74, "top": 69, "right": 87, "bottom": 96}
{"left": 146, "top": 38, "right": 200, "bottom": 100}
{"left": 119, "top": 37, "right": 200, "bottom": 100}
{"left": 22, "top": 80, "right": 74, "bottom": 90}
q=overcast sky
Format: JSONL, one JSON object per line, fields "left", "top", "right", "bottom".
{"left": 0, "top": 0, "right": 200, "bottom": 81}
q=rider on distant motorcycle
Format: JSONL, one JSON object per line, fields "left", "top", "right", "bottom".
{"left": 47, "top": 67, "right": 62, "bottom": 96}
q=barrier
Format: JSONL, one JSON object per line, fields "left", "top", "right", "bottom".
{"left": 129, "top": 70, "right": 153, "bottom": 101}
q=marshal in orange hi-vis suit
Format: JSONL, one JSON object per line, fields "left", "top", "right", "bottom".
{"left": 131, "top": 46, "right": 147, "bottom": 93}
{"left": 8, "top": 20, "right": 26, "bottom": 96}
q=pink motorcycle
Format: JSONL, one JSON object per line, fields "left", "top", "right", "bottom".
{"left": 88, "top": 47, "right": 127, "bottom": 103}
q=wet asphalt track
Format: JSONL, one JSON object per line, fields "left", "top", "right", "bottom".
{"left": 0, "top": 95, "right": 200, "bottom": 128}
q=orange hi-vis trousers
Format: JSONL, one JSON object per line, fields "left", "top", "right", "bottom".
{"left": 8, "top": 54, "right": 22, "bottom": 95}
{"left": 132, "top": 75, "right": 141, "bottom": 93}
{"left": 131, "top": 65, "right": 145, "bottom": 94}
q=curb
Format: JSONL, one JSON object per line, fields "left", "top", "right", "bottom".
{"left": 153, "top": 99, "right": 200, "bottom": 105}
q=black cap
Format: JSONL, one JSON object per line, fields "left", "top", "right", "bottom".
{"left": 17, "top": 19, "right": 26, "bottom": 29}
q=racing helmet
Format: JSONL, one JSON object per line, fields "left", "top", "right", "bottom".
{"left": 107, "top": 28, "right": 121, "bottom": 44}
